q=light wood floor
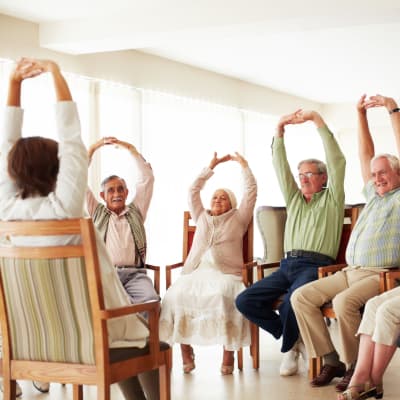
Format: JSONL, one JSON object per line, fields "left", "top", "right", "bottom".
{"left": 9, "top": 321, "right": 400, "bottom": 399}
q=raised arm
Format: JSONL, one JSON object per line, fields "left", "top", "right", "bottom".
{"left": 273, "top": 109, "right": 326, "bottom": 202}
{"left": 7, "top": 58, "right": 44, "bottom": 107}
{"left": 88, "top": 137, "right": 116, "bottom": 165}
{"left": 116, "top": 139, "right": 154, "bottom": 220}
{"left": 357, "top": 94, "right": 375, "bottom": 184}
{"left": 230, "top": 152, "right": 257, "bottom": 221}
{"left": 365, "top": 94, "right": 400, "bottom": 157}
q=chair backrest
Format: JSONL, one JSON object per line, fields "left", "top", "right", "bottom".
{"left": 336, "top": 203, "right": 365, "bottom": 263}
{"left": 0, "top": 218, "right": 105, "bottom": 367}
{"left": 182, "top": 210, "right": 253, "bottom": 264}
{"left": 256, "top": 206, "right": 286, "bottom": 263}
{"left": 256, "top": 203, "right": 365, "bottom": 264}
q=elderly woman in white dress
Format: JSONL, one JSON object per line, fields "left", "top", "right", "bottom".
{"left": 159, "top": 151, "right": 257, "bottom": 375}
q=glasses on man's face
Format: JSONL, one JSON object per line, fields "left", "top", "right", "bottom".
{"left": 298, "top": 172, "right": 322, "bottom": 180}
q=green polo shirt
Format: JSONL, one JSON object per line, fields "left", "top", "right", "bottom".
{"left": 272, "top": 125, "right": 346, "bottom": 259}
{"left": 346, "top": 181, "right": 400, "bottom": 268}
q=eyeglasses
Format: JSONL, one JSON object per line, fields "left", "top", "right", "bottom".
{"left": 298, "top": 172, "right": 322, "bottom": 179}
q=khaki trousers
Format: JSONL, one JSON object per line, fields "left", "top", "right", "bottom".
{"left": 291, "top": 268, "right": 380, "bottom": 364}
{"left": 358, "top": 285, "right": 400, "bottom": 346}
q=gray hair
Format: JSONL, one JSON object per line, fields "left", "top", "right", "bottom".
{"left": 371, "top": 154, "right": 400, "bottom": 173}
{"left": 100, "top": 175, "right": 127, "bottom": 191}
{"left": 297, "top": 158, "right": 327, "bottom": 175}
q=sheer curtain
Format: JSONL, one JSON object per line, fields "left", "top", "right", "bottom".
{"left": 142, "top": 91, "right": 244, "bottom": 267}
{"left": 0, "top": 58, "right": 338, "bottom": 284}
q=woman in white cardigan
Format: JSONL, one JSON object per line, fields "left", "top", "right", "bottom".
{"left": 160, "top": 151, "right": 257, "bottom": 375}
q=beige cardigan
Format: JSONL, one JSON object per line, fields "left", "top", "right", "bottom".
{"left": 183, "top": 166, "right": 257, "bottom": 276}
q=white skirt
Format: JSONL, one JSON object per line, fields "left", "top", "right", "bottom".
{"left": 159, "top": 255, "right": 250, "bottom": 351}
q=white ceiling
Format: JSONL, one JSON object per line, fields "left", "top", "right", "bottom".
{"left": 1, "top": 0, "right": 400, "bottom": 104}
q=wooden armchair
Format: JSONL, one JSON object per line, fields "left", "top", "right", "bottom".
{"left": 255, "top": 203, "right": 365, "bottom": 379}
{"left": 0, "top": 218, "right": 170, "bottom": 400}
{"left": 166, "top": 211, "right": 259, "bottom": 370}
{"left": 145, "top": 263, "right": 161, "bottom": 295}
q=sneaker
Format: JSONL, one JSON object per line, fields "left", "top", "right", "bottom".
{"left": 297, "top": 340, "right": 308, "bottom": 364}
{"left": 0, "top": 378, "right": 23, "bottom": 397}
{"left": 33, "top": 380, "right": 50, "bottom": 393}
{"left": 279, "top": 348, "right": 299, "bottom": 376}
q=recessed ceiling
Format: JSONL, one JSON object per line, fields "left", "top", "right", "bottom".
{"left": 1, "top": 0, "right": 400, "bottom": 103}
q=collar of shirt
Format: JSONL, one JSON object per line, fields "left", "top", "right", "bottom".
{"left": 110, "top": 206, "right": 129, "bottom": 217}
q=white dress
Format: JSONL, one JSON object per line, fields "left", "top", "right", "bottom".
{"left": 159, "top": 249, "right": 250, "bottom": 351}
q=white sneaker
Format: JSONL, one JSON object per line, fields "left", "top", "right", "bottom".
{"left": 297, "top": 340, "right": 308, "bottom": 364}
{"left": 0, "top": 378, "right": 23, "bottom": 397}
{"left": 279, "top": 348, "right": 299, "bottom": 376}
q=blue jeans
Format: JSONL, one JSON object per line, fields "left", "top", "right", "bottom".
{"left": 236, "top": 256, "right": 332, "bottom": 352}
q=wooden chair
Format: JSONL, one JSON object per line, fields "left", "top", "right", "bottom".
{"left": 166, "top": 211, "right": 259, "bottom": 371}
{"left": 0, "top": 218, "right": 170, "bottom": 400}
{"left": 255, "top": 203, "right": 365, "bottom": 379}
{"left": 145, "top": 263, "right": 161, "bottom": 295}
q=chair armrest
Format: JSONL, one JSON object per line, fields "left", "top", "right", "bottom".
{"left": 242, "top": 261, "right": 257, "bottom": 287}
{"left": 100, "top": 299, "right": 160, "bottom": 320}
{"left": 318, "top": 263, "right": 347, "bottom": 279}
{"left": 257, "top": 262, "right": 280, "bottom": 281}
{"left": 383, "top": 268, "right": 400, "bottom": 291}
{"left": 145, "top": 264, "right": 160, "bottom": 294}
{"left": 166, "top": 262, "right": 184, "bottom": 289}
{"left": 101, "top": 300, "right": 163, "bottom": 361}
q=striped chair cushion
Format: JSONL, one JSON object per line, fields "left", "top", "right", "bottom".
{"left": 0, "top": 257, "right": 95, "bottom": 364}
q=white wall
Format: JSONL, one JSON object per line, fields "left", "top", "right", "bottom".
{"left": 0, "top": 13, "right": 319, "bottom": 116}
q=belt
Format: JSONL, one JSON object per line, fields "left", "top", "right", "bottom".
{"left": 115, "top": 265, "right": 144, "bottom": 270}
{"left": 285, "top": 250, "right": 334, "bottom": 264}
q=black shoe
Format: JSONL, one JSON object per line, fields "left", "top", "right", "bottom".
{"left": 33, "top": 381, "right": 50, "bottom": 393}
{"left": 310, "top": 363, "right": 346, "bottom": 387}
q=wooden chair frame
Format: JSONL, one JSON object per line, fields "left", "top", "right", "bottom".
{"left": 0, "top": 218, "right": 170, "bottom": 400}
{"left": 166, "top": 211, "right": 259, "bottom": 370}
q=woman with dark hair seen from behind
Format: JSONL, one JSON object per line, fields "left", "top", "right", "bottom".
{"left": 0, "top": 58, "right": 159, "bottom": 400}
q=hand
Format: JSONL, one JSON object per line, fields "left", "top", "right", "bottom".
{"left": 112, "top": 139, "right": 139, "bottom": 155}
{"left": 19, "top": 58, "right": 60, "bottom": 74}
{"left": 356, "top": 94, "right": 368, "bottom": 114}
{"left": 10, "top": 58, "right": 45, "bottom": 83}
{"left": 230, "top": 152, "right": 248, "bottom": 168}
{"left": 364, "top": 94, "right": 397, "bottom": 111}
{"left": 88, "top": 137, "right": 117, "bottom": 161}
{"left": 276, "top": 109, "right": 323, "bottom": 135}
{"left": 209, "top": 152, "right": 231, "bottom": 170}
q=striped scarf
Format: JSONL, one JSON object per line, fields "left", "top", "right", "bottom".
{"left": 92, "top": 202, "right": 147, "bottom": 266}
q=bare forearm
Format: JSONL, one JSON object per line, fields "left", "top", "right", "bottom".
{"left": 7, "top": 79, "right": 22, "bottom": 107}
{"left": 357, "top": 110, "right": 374, "bottom": 183}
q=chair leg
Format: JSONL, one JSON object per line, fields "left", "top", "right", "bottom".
{"left": 237, "top": 348, "right": 243, "bottom": 371}
{"left": 308, "top": 357, "right": 322, "bottom": 380}
{"left": 3, "top": 379, "right": 17, "bottom": 400}
{"left": 159, "top": 364, "right": 171, "bottom": 400}
{"left": 166, "top": 347, "right": 173, "bottom": 371}
{"left": 250, "top": 322, "right": 259, "bottom": 369}
{"left": 96, "top": 383, "right": 110, "bottom": 400}
{"left": 72, "top": 384, "right": 83, "bottom": 400}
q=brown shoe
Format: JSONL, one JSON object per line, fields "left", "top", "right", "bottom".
{"left": 310, "top": 363, "right": 346, "bottom": 387}
{"left": 335, "top": 367, "right": 354, "bottom": 392}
